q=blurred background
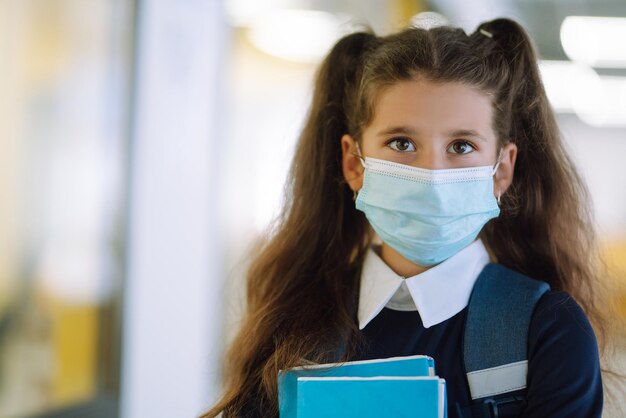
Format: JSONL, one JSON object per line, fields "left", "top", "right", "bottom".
{"left": 0, "top": 0, "right": 624, "bottom": 417}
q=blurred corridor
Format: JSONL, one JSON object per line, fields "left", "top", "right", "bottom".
{"left": 0, "top": 0, "right": 625, "bottom": 417}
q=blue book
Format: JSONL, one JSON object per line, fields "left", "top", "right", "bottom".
{"left": 278, "top": 355, "right": 443, "bottom": 418}
{"left": 296, "top": 376, "right": 446, "bottom": 418}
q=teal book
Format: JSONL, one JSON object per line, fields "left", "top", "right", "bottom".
{"left": 297, "top": 376, "right": 446, "bottom": 418}
{"left": 278, "top": 355, "right": 445, "bottom": 418}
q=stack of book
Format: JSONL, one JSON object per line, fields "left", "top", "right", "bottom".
{"left": 278, "top": 355, "right": 447, "bottom": 418}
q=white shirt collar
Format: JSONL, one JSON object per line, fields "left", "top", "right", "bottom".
{"left": 358, "top": 239, "right": 491, "bottom": 330}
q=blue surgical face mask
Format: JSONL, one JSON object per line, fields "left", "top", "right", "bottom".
{"left": 354, "top": 145, "right": 503, "bottom": 266}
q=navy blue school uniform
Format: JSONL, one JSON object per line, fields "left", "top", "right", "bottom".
{"left": 353, "top": 239, "right": 603, "bottom": 418}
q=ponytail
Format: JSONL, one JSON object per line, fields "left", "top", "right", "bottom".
{"left": 293, "top": 30, "right": 378, "bottom": 208}
{"left": 201, "top": 30, "right": 377, "bottom": 418}
{"left": 470, "top": 18, "right": 547, "bottom": 152}
{"left": 476, "top": 18, "right": 609, "bottom": 351}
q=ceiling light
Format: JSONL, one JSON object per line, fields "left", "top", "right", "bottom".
{"left": 561, "top": 16, "right": 626, "bottom": 68}
{"left": 410, "top": 11, "right": 449, "bottom": 30}
{"left": 247, "top": 9, "right": 353, "bottom": 63}
{"left": 540, "top": 60, "right": 626, "bottom": 127}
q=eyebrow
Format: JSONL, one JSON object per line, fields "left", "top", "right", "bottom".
{"left": 448, "top": 129, "right": 488, "bottom": 142}
{"left": 377, "top": 126, "right": 488, "bottom": 142}
{"left": 377, "top": 126, "right": 417, "bottom": 136}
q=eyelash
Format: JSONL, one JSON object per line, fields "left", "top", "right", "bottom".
{"left": 448, "top": 140, "right": 477, "bottom": 154}
{"left": 386, "top": 137, "right": 416, "bottom": 152}
{"left": 385, "top": 138, "right": 478, "bottom": 154}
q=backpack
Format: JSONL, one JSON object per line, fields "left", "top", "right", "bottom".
{"left": 456, "top": 263, "right": 551, "bottom": 418}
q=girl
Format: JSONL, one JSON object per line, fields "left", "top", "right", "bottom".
{"left": 205, "top": 17, "right": 609, "bottom": 417}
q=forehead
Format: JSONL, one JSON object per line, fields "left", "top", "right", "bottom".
{"left": 368, "top": 78, "right": 495, "bottom": 138}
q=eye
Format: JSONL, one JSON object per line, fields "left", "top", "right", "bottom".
{"left": 387, "top": 137, "right": 416, "bottom": 152}
{"left": 448, "top": 140, "right": 476, "bottom": 155}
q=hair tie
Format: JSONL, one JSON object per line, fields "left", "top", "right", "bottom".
{"left": 479, "top": 28, "right": 493, "bottom": 38}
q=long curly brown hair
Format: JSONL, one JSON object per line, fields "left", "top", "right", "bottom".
{"left": 203, "top": 18, "right": 613, "bottom": 417}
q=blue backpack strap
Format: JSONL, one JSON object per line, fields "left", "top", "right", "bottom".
{"left": 458, "top": 263, "right": 550, "bottom": 417}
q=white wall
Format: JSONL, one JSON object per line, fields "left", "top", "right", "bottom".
{"left": 558, "top": 114, "right": 626, "bottom": 239}
{"left": 120, "top": 1, "right": 227, "bottom": 417}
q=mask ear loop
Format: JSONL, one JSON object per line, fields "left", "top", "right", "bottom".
{"left": 493, "top": 147, "right": 504, "bottom": 205}
{"left": 350, "top": 141, "right": 366, "bottom": 201}
{"left": 492, "top": 147, "right": 503, "bottom": 175}
{"left": 352, "top": 141, "right": 366, "bottom": 168}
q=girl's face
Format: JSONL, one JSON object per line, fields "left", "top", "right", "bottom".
{"left": 342, "top": 78, "right": 518, "bottom": 197}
